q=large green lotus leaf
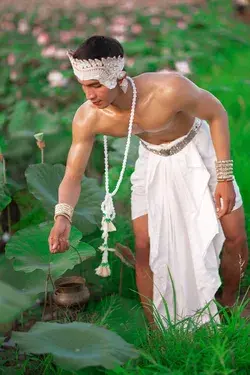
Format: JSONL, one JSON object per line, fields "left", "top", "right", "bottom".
{"left": 109, "top": 136, "right": 139, "bottom": 168}
{"left": 0, "top": 255, "right": 52, "bottom": 297}
{"left": 39, "top": 131, "right": 72, "bottom": 165}
{"left": 12, "top": 321, "right": 139, "bottom": 371}
{"left": 0, "top": 281, "right": 33, "bottom": 323}
{"left": 25, "top": 164, "right": 104, "bottom": 235}
{"left": 5, "top": 222, "right": 96, "bottom": 278}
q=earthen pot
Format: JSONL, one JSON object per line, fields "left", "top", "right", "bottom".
{"left": 53, "top": 276, "right": 90, "bottom": 308}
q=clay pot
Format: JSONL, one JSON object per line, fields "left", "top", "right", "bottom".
{"left": 53, "top": 276, "right": 90, "bottom": 308}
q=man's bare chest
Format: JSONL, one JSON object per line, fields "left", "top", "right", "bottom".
{"left": 95, "top": 101, "right": 176, "bottom": 138}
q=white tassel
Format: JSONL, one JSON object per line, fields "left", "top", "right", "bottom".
{"left": 95, "top": 245, "right": 115, "bottom": 277}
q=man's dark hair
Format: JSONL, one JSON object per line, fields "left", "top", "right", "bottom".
{"left": 73, "top": 35, "right": 124, "bottom": 60}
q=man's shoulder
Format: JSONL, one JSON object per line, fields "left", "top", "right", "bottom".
{"left": 71, "top": 101, "right": 99, "bottom": 137}
{"left": 73, "top": 101, "right": 99, "bottom": 127}
{"left": 74, "top": 101, "right": 96, "bottom": 121}
{"left": 135, "top": 71, "right": 193, "bottom": 98}
{"left": 136, "top": 71, "right": 187, "bottom": 86}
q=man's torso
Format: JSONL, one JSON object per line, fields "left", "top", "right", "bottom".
{"left": 79, "top": 72, "right": 196, "bottom": 145}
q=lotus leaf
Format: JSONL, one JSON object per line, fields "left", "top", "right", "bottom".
{"left": 12, "top": 321, "right": 139, "bottom": 371}
{"left": 0, "top": 255, "right": 52, "bottom": 297}
{"left": 0, "top": 281, "right": 33, "bottom": 323}
{"left": 5, "top": 222, "right": 96, "bottom": 278}
{"left": 25, "top": 164, "right": 104, "bottom": 235}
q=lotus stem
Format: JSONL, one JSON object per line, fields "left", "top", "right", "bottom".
{"left": 42, "top": 258, "right": 55, "bottom": 321}
{"left": 41, "top": 148, "right": 44, "bottom": 164}
{"left": 34, "top": 133, "right": 45, "bottom": 164}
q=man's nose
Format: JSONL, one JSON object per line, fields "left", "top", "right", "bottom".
{"left": 85, "top": 88, "right": 96, "bottom": 100}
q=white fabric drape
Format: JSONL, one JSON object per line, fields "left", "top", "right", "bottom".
{"left": 131, "top": 119, "right": 242, "bottom": 327}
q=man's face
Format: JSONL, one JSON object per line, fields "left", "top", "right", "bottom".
{"left": 77, "top": 78, "right": 117, "bottom": 109}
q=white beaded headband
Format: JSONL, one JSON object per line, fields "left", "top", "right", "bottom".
{"left": 67, "top": 50, "right": 126, "bottom": 89}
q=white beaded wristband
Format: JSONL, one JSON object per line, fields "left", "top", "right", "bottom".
{"left": 54, "top": 203, "right": 74, "bottom": 223}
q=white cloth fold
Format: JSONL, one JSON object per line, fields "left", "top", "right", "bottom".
{"left": 131, "top": 119, "right": 243, "bottom": 327}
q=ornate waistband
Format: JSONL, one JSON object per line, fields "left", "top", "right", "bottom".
{"left": 140, "top": 118, "right": 202, "bottom": 157}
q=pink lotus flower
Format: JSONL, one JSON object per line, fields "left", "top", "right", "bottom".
{"left": 18, "top": 19, "right": 29, "bottom": 34}
{"left": 47, "top": 71, "right": 68, "bottom": 87}
{"left": 7, "top": 53, "right": 16, "bottom": 66}
{"left": 10, "top": 71, "right": 18, "bottom": 81}
{"left": 113, "top": 15, "right": 129, "bottom": 26}
{"left": 146, "top": 7, "right": 160, "bottom": 16}
{"left": 41, "top": 45, "right": 56, "bottom": 58}
{"left": 120, "top": 1, "right": 134, "bottom": 11}
{"left": 54, "top": 48, "right": 67, "bottom": 60}
{"left": 110, "top": 24, "right": 127, "bottom": 35}
{"left": 59, "top": 30, "right": 75, "bottom": 43}
{"left": 76, "top": 13, "right": 87, "bottom": 25}
{"left": 37, "top": 32, "right": 50, "bottom": 46}
{"left": 177, "top": 21, "right": 188, "bottom": 30}
{"left": 131, "top": 24, "right": 142, "bottom": 35}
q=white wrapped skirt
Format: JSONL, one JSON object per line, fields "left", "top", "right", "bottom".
{"left": 130, "top": 118, "right": 243, "bottom": 326}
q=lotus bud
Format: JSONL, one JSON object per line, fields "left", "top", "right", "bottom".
{"left": 34, "top": 133, "right": 45, "bottom": 163}
{"left": 34, "top": 132, "right": 44, "bottom": 142}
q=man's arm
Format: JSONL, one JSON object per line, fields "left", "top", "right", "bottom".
{"left": 49, "top": 105, "right": 96, "bottom": 253}
{"left": 166, "top": 74, "right": 236, "bottom": 217}
{"left": 58, "top": 107, "right": 95, "bottom": 208}
{"left": 167, "top": 74, "right": 230, "bottom": 160}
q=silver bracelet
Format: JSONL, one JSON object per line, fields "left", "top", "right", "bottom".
{"left": 215, "top": 159, "right": 234, "bottom": 181}
{"left": 54, "top": 203, "right": 74, "bottom": 223}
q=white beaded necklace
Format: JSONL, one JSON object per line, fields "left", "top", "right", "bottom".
{"left": 95, "top": 76, "right": 137, "bottom": 277}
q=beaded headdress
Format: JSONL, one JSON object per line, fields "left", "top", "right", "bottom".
{"left": 67, "top": 50, "right": 127, "bottom": 91}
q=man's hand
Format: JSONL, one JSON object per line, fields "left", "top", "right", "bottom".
{"left": 214, "top": 181, "right": 236, "bottom": 219}
{"left": 48, "top": 216, "right": 71, "bottom": 253}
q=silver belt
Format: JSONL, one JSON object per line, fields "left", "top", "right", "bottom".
{"left": 140, "top": 119, "right": 202, "bottom": 157}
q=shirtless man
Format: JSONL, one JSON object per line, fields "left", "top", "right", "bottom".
{"left": 49, "top": 36, "right": 248, "bottom": 326}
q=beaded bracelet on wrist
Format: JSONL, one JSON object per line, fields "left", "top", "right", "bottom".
{"left": 215, "top": 159, "right": 234, "bottom": 182}
{"left": 54, "top": 203, "right": 74, "bottom": 223}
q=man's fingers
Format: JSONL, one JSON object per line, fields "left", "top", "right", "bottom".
{"left": 58, "top": 237, "right": 69, "bottom": 252}
{"left": 49, "top": 236, "right": 60, "bottom": 253}
{"left": 215, "top": 193, "right": 221, "bottom": 216}
{"left": 219, "top": 199, "right": 229, "bottom": 218}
